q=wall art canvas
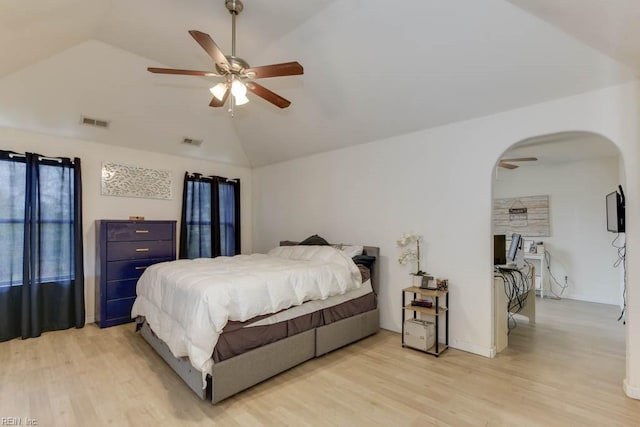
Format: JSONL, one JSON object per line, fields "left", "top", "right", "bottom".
{"left": 493, "top": 195, "right": 550, "bottom": 237}
{"left": 101, "top": 162, "right": 172, "bottom": 200}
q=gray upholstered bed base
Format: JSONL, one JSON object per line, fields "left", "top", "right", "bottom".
{"left": 138, "top": 243, "right": 381, "bottom": 403}
{"left": 139, "top": 307, "right": 379, "bottom": 403}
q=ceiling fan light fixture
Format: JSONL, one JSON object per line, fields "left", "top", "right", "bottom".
{"left": 147, "top": 0, "right": 303, "bottom": 112}
{"left": 210, "top": 82, "right": 228, "bottom": 100}
{"left": 234, "top": 93, "right": 250, "bottom": 106}
{"left": 231, "top": 79, "right": 247, "bottom": 97}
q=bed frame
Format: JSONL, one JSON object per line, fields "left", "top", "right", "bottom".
{"left": 138, "top": 243, "right": 380, "bottom": 403}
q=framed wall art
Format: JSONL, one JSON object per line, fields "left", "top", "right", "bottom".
{"left": 493, "top": 195, "right": 550, "bottom": 237}
{"left": 101, "top": 162, "right": 172, "bottom": 200}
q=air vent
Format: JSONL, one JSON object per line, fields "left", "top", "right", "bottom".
{"left": 80, "top": 116, "right": 110, "bottom": 129}
{"left": 181, "top": 137, "right": 203, "bottom": 146}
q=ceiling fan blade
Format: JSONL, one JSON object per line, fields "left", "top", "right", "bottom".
{"left": 246, "top": 82, "right": 291, "bottom": 109}
{"left": 147, "top": 67, "right": 219, "bottom": 77}
{"left": 499, "top": 162, "right": 518, "bottom": 170}
{"left": 209, "top": 87, "right": 230, "bottom": 108}
{"left": 245, "top": 61, "right": 304, "bottom": 79}
{"left": 189, "top": 30, "right": 230, "bottom": 70}
{"left": 501, "top": 157, "right": 538, "bottom": 162}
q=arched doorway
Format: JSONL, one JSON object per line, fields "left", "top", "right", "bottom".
{"left": 491, "top": 131, "right": 626, "bottom": 364}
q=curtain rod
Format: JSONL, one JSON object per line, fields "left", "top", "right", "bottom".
{"left": 186, "top": 172, "right": 239, "bottom": 182}
{"left": 8, "top": 152, "right": 73, "bottom": 164}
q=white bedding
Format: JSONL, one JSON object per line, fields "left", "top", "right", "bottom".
{"left": 131, "top": 245, "right": 362, "bottom": 380}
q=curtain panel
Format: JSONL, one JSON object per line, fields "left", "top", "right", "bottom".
{"left": 0, "top": 150, "right": 84, "bottom": 342}
{"left": 179, "top": 173, "right": 241, "bottom": 259}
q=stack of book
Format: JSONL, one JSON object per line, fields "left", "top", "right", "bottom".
{"left": 410, "top": 298, "right": 433, "bottom": 308}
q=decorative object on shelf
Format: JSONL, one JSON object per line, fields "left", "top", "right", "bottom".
{"left": 397, "top": 232, "right": 428, "bottom": 287}
{"left": 397, "top": 231, "right": 425, "bottom": 270}
{"left": 411, "top": 298, "right": 433, "bottom": 308}
{"left": 420, "top": 275, "right": 435, "bottom": 290}
{"left": 435, "top": 278, "right": 449, "bottom": 291}
{"left": 403, "top": 319, "right": 435, "bottom": 352}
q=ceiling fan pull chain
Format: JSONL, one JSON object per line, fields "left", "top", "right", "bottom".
{"left": 228, "top": 88, "right": 235, "bottom": 117}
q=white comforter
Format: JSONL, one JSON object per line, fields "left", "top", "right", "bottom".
{"left": 131, "top": 245, "right": 362, "bottom": 378}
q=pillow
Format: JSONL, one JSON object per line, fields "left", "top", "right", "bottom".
{"left": 352, "top": 254, "right": 376, "bottom": 270}
{"left": 357, "top": 264, "right": 371, "bottom": 283}
{"left": 298, "top": 234, "right": 330, "bottom": 246}
{"left": 268, "top": 245, "right": 362, "bottom": 284}
{"left": 341, "top": 245, "right": 363, "bottom": 258}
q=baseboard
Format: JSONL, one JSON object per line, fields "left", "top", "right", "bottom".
{"left": 623, "top": 379, "right": 640, "bottom": 400}
{"left": 85, "top": 314, "right": 95, "bottom": 324}
{"left": 450, "top": 339, "right": 494, "bottom": 358}
{"left": 558, "top": 294, "right": 620, "bottom": 306}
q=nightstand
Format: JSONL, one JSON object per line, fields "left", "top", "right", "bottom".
{"left": 401, "top": 287, "right": 449, "bottom": 356}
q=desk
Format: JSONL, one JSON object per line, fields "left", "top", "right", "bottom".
{"left": 524, "top": 251, "right": 547, "bottom": 298}
{"left": 494, "top": 265, "right": 535, "bottom": 353}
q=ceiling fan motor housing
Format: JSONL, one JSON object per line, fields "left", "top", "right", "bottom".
{"left": 216, "top": 56, "right": 250, "bottom": 75}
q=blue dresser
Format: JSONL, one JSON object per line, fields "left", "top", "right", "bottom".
{"left": 95, "top": 220, "right": 176, "bottom": 328}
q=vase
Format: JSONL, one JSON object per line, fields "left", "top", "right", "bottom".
{"left": 412, "top": 274, "right": 423, "bottom": 287}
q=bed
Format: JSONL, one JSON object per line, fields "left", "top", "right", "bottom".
{"left": 133, "top": 241, "right": 380, "bottom": 403}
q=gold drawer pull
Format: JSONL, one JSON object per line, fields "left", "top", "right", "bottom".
{"left": 135, "top": 266, "right": 149, "bottom": 270}
{"left": 135, "top": 230, "right": 149, "bottom": 234}
{"left": 135, "top": 248, "right": 150, "bottom": 252}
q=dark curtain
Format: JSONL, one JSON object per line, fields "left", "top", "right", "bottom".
{"left": 213, "top": 177, "right": 241, "bottom": 257}
{"left": 179, "top": 173, "right": 213, "bottom": 259}
{"left": 179, "top": 173, "right": 240, "bottom": 259}
{"left": 0, "top": 151, "right": 84, "bottom": 342}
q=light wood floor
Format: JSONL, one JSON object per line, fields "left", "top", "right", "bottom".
{"left": 1, "top": 298, "right": 639, "bottom": 426}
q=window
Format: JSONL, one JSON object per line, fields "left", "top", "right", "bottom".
{"left": 0, "top": 150, "right": 85, "bottom": 341}
{"left": 0, "top": 157, "right": 25, "bottom": 287}
{"left": 180, "top": 173, "right": 240, "bottom": 259}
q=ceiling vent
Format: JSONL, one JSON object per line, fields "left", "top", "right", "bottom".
{"left": 181, "top": 137, "right": 203, "bottom": 146}
{"left": 81, "top": 116, "right": 110, "bottom": 129}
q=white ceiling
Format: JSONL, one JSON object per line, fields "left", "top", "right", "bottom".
{"left": 507, "top": 0, "right": 640, "bottom": 72}
{"left": 0, "top": 0, "right": 637, "bottom": 167}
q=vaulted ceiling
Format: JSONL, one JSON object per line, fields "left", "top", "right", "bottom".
{"left": 0, "top": 0, "right": 637, "bottom": 167}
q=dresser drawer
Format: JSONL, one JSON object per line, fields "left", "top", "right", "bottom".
{"left": 107, "top": 240, "right": 174, "bottom": 261}
{"left": 107, "top": 222, "right": 173, "bottom": 242}
{"left": 106, "top": 278, "right": 138, "bottom": 300}
{"left": 106, "top": 258, "right": 173, "bottom": 281}
{"left": 106, "top": 297, "right": 136, "bottom": 320}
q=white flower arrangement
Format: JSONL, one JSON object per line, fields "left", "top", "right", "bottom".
{"left": 397, "top": 232, "right": 424, "bottom": 275}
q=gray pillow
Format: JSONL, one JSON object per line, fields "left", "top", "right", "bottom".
{"left": 299, "top": 234, "right": 330, "bottom": 246}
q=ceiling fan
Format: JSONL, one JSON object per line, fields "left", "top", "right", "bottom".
{"left": 498, "top": 157, "right": 538, "bottom": 169}
{"left": 147, "top": 0, "right": 303, "bottom": 114}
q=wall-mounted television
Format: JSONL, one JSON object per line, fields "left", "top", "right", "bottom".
{"left": 606, "top": 185, "right": 625, "bottom": 233}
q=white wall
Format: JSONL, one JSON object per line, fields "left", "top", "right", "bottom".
{"left": 0, "top": 126, "right": 252, "bottom": 323}
{"left": 253, "top": 81, "right": 640, "bottom": 398}
{"left": 493, "top": 156, "right": 623, "bottom": 304}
